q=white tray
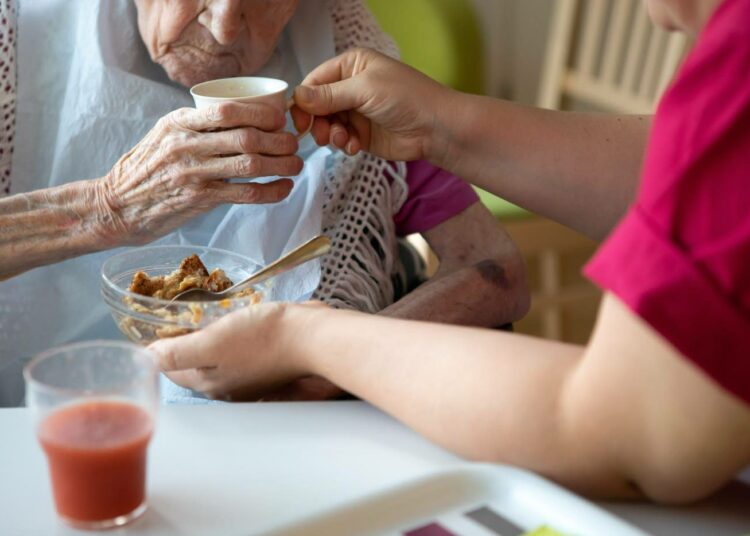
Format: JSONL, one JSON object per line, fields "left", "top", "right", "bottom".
{"left": 267, "top": 464, "right": 649, "bottom": 536}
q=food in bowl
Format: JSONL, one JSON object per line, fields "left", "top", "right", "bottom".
{"left": 128, "top": 253, "right": 254, "bottom": 300}
{"left": 122, "top": 253, "right": 261, "bottom": 340}
{"left": 101, "top": 246, "right": 264, "bottom": 345}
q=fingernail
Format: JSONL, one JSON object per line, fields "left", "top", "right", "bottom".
{"left": 294, "top": 86, "right": 314, "bottom": 105}
{"left": 333, "top": 130, "right": 347, "bottom": 148}
{"left": 345, "top": 141, "right": 355, "bottom": 155}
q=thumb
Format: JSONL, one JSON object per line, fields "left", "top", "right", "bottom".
{"left": 293, "top": 80, "right": 363, "bottom": 116}
{"left": 148, "top": 331, "right": 209, "bottom": 372}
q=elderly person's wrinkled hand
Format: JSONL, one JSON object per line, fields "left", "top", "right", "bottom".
{"left": 0, "top": 100, "right": 303, "bottom": 278}
{"left": 99, "top": 101, "right": 302, "bottom": 245}
{"left": 291, "top": 48, "right": 455, "bottom": 162}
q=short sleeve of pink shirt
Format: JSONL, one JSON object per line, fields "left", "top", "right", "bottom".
{"left": 393, "top": 160, "right": 479, "bottom": 237}
{"left": 585, "top": 0, "right": 750, "bottom": 406}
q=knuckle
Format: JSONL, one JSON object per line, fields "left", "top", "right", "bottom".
{"left": 165, "top": 108, "right": 191, "bottom": 127}
{"left": 242, "top": 186, "right": 262, "bottom": 203}
{"left": 268, "top": 106, "right": 286, "bottom": 127}
{"left": 156, "top": 114, "right": 174, "bottom": 132}
{"left": 161, "top": 135, "right": 181, "bottom": 155}
{"left": 319, "top": 84, "right": 334, "bottom": 107}
{"left": 247, "top": 103, "right": 282, "bottom": 129}
{"left": 237, "top": 128, "right": 259, "bottom": 153}
{"left": 278, "top": 132, "right": 297, "bottom": 153}
{"left": 186, "top": 186, "right": 205, "bottom": 201}
{"left": 208, "top": 102, "right": 234, "bottom": 124}
{"left": 234, "top": 155, "right": 260, "bottom": 177}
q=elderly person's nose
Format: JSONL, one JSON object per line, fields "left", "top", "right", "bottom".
{"left": 198, "top": 0, "right": 244, "bottom": 45}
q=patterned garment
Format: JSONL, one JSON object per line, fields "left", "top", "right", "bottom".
{"left": 0, "top": 0, "right": 15, "bottom": 196}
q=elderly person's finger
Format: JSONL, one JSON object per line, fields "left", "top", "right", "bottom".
{"left": 197, "top": 154, "right": 304, "bottom": 181}
{"left": 204, "top": 179, "right": 294, "bottom": 204}
{"left": 197, "top": 128, "right": 299, "bottom": 157}
{"left": 170, "top": 102, "right": 287, "bottom": 132}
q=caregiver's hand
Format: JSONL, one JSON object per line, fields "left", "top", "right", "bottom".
{"left": 291, "top": 48, "right": 455, "bottom": 162}
{"left": 148, "top": 302, "right": 327, "bottom": 401}
{"left": 101, "top": 101, "right": 302, "bottom": 245}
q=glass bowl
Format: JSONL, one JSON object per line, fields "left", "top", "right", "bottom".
{"left": 101, "top": 245, "right": 263, "bottom": 346}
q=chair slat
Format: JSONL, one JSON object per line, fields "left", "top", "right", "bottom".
{"left": 601, "top": 0, "right": 635, "bottom": 84}
{"left": 564, "top": 72, "right": 654, "bottom": 113}
{"left": 621, "top": 2, "right": 651, "bottom": 92}
{"left": 639, "top": 28, "right": 669, "bottom": 97}
{"left": 578, "top": 0, "right": 608, "bottom": 76}
{"left": 539, "top": 0, "right": 580, "bottom": 109}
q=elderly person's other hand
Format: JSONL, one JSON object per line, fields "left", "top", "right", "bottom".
{"left": 101, "top": 101, "right": 301, "bottom": 245}
{"left": 291, "top": 48, "right": 454, "bottom": 162}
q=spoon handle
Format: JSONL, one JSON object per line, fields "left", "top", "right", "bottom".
{"left": 229, "top": 235, "right": 331, "bottom": 295}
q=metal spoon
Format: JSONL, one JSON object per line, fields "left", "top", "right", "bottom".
{"left": 171, "top": 235, "right": 331, "bottom": 302}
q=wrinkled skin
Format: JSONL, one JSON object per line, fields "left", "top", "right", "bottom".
{"left": 102, "top": 101, "right": 302, "bottom": 245}
{"left": 134, "top": 0, "right": 299, "bottom": 87}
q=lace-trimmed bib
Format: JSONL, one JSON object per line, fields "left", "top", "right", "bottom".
{"left": 313, "top": 0, "right": 408, "bottom": 313}
{"left": 0, "top": 0, "right": 16, "bottom": 196}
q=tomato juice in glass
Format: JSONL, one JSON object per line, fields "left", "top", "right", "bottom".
{"left": 25, "top": 341, "right": 158, "bottom": 530}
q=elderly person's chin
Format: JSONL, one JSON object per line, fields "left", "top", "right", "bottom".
{"left": 158, "top": 49, "right": 242, "bottom": 88}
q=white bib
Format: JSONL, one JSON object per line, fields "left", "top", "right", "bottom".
{"left": 1, "top": 0, "right": 335, "bottom": 373}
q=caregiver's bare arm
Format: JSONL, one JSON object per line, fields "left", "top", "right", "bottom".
{"left": 0, "top": 103, "right": 300, "bottom": 279}
{"left": 152, "top": 293, "right": 750, "bottom": 502}
{"left": 381, "top": 202, "right": 529, "bottom": 326}
{"left": 295, "top": 49, "right": 649, "bottom": 240}
{"left": 301, "top": 295, "right": 750, "bottom": 502}
{"left": 439, "top": 98, "right": 649, "bottom": 239}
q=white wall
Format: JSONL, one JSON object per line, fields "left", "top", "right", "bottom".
{"left": 469, "top": 0, "right": 554, "bottom": 104}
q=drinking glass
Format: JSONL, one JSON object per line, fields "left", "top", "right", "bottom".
{"left": 24, "top": 340, "right": 159, "bottom": 530}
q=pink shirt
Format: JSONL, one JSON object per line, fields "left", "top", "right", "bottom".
{"left": 394, "top": 160, "right": 479, "bottom": 236}
{"left": 585, "top": 0, "right": 750, "bottom": 405}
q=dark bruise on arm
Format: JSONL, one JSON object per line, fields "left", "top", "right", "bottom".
{"left": 381, "top": 203, "right": 529, "bottom": 327}
{"left": 475, "top": 259, "right": 511, "bottom": 290}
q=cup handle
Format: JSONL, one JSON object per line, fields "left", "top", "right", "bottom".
{"left": 287, "top": 98, "right": 313, "bottom": 140}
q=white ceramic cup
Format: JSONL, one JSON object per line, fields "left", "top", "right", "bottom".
{"left": 190, "top": 76, "right": 312, "bottom": 139}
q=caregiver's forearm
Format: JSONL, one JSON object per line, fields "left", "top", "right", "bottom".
{"left": 431, "top": 95, "right": 650, "bottom": 239}
{"left": 294, "top": 308, "right": 632, "bottom": 496}
{"left": 380, "top": 259, "right": 528, "bottom": 326}
{"left": 0, "top": 179, "right": 115, "bottom": 278}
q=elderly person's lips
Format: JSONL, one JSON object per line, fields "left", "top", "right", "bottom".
{"left": 157, "top": 45, "right": 241, "bottom": 87}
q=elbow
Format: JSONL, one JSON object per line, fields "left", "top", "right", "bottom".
{"left": 632, "top": 455, "right": 737, "bottom": 505}
{"left": 474, "top": 253, "right": 531, "bottom": 325}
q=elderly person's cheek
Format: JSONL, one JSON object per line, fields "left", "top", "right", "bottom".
{"left": 158, "top": 25, "right": 244, "bottom": 87}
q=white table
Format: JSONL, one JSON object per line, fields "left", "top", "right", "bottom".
{"left": 1, "top": 402, "right": 748, "bottom": 535}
